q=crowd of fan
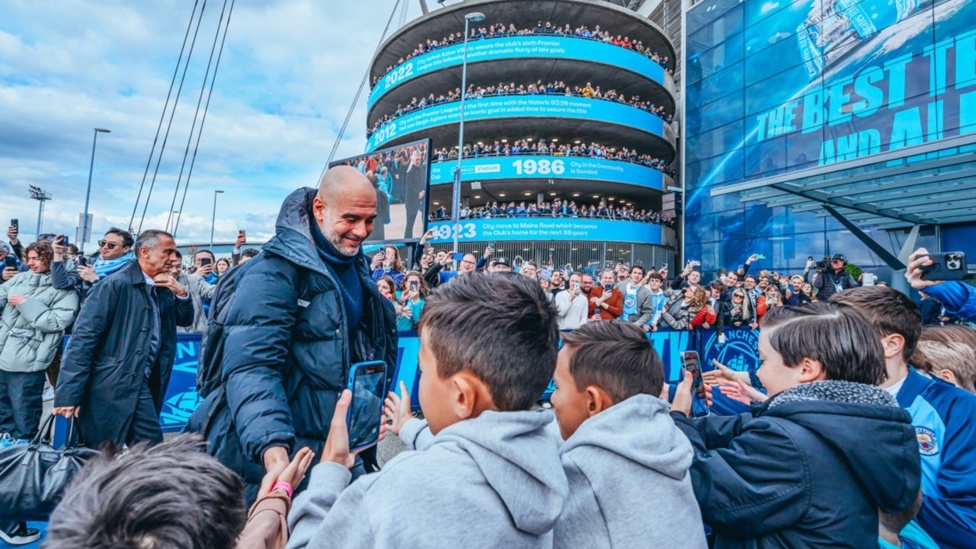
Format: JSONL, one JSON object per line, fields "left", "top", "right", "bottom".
{"left": 367, "top": 79, "right": 674, "bottom": 137}
{"left": 431, "top": 137, "right": 677, "bottom": 178}
{"left": 429, "top": 198, "right": 675, "bottom": 226}
{"left": 374, "top": 21, "right": 673, "bottom": 87}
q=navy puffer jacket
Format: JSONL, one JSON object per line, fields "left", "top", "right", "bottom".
{"left": 193, "top": 188, "right": 397, "bottom": 486}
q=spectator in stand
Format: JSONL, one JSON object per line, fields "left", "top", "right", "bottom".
{"left": 396, "top": 272, "right": 426, "bottom": 331}
{"left": 913, "top": 325, "right": 976, "bottom": 393}
{"left": 1, "top": 226, "right": 28, "bottom": 286}
{"left": 588, "top": 270, "right": 623, "bottom": 320}
{"left": 371, "top": 245, "right": 405, "bottom": 287}
{"left": 555, "top": 272, "right": 588, "bottom": 330}
{"left": 0, "top": 242, "right": 23, "bottom": 286}
{"left": 549, "top": 269, "right": 567, "bottom": 295}
{"left": 194, "top": 250, "right": 218, "bottom": 285}
{"left": 239, "top": 248, "right": 260, "bottom": 264}
{"left": 811, "top": 253, "right": 859, "bottom": 301}
{"left": 50, "top": 228, "right": 134, "bottom": 301}
{"left": 489, "top": 257, "right": 513, "bottom": 273}
{"left": 539, "top": 276, "right": 553, "bottom": 298}
{"left": 375, "top": 276, "right": 396, "bottom": 303}
{"left": 651, "top": 286, "right": 708, "bottom": 331}
{"left": 641, "top": 271, "right": 669, "bottom": 332}
{"left": 616, "top": 265, "right": 653, "bottom": 327}
{"left": 520, "top": 261, "right": 537, "bottom": 279}
{"left": 831, "top": 287, "right": 976, "bottom": 549}
{"left": 580, "top": 273, "right": 595, "bottom": 297}
{"left": 670, "top": 302, "right": 921, "bottom": 548}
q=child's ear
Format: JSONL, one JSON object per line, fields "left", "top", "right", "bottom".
{"left": 451, "top": 371, "right": 496, "bottom": 420}
{"left": 583, "top": 385, "right": 615, "bottom": 418}
{"left": 880, "top": 333, "right": 905, "bottom": 361}
{"left": 797, "top": 358, "right": 827, "bottom": 383}
{"left": 934, "top": 368, "right": 958, "bottom": 386}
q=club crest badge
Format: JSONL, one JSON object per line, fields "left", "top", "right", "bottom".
{"left": 916, "top": 427, "right": 939, "bottom": 456}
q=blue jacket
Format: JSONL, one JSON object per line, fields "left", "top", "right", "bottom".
{"left": 924, "top": 281, "right": 976, "bottom": 323}
{"left": 674, "top": 381, "right": 920, "bottom": 549}
{"left": 896, "top": 368, "right": 976, "bottom": 549}
{"left": 191, "top": 188, "right": 397, "bottom": 487}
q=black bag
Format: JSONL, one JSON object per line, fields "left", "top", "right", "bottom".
{"left": 0, "top": 415, "right": 98, "bottom": 521}
{"left": 196, "top": 257, "right": 258, "bottom": 398}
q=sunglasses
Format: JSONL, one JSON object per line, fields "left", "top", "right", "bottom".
{"left": 98, "top": 240, "right": 121, "bottom": 250}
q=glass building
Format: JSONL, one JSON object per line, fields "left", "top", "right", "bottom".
{"left": 683, "top": 0, "right": 976, "bottom": 281}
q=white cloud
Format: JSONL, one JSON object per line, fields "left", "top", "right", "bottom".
{"left": 0, "top": 0, "right": 421, "bottom": 246}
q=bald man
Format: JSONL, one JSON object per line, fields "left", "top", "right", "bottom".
{"left": 190, "top": 167, "right": 398, "bottom": 502}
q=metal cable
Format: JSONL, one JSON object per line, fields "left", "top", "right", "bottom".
{"left": 128, "top": 0, "right": 202, "bottom": 232}
{"left": 166, "top": 0, "right": 232, "bottom": 234}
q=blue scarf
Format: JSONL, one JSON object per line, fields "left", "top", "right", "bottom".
{"left": 309, "top": 222, "right": 363, "bottom": 342}
{"left": 94, "top": 251, "right": 134, "bottom": 279}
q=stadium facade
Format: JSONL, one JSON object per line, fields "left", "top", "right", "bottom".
{"left": 365, "top": 0, "right": 680, "bottom": 270}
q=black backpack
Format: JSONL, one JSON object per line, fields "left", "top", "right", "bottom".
{"left": 196, "top": 256, "right": 259, "bottom": 399}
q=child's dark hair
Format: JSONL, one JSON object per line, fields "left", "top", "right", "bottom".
{"left": 419, "top": 272, "right": 560, "bottom": 410}
{"left": 560, "top": 320, "right": 664, "bottom": 403}
{"left": 44, "top": 435, "right": 245, "bottom": 549}
{"left": 830, "top": 286, "right": 922, "bottom": 363}
{"left": 762, "top": 302, "right": 887, "bottom": 385}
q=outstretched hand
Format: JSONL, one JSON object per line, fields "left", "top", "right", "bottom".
{"left": 701, "top": 359, "right": 751, "bottom": 386}
{"left": 715, "top": 379, "right": 768, "bottom": 406}
{"left": 384, "top": 381, "right": 414, "bottom": 436}
{"left": 257, "top": 447, "right": 315, "bottom": 497}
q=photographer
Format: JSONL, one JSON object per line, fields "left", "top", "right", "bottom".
{"left": 395, "top": 272, "right": 427, "bottom": 331}
{"left": 671, "top": 260, "right": 701, "bottom": 290}
{"left": 811, "top": 253, "right": 859, "bottom": 301}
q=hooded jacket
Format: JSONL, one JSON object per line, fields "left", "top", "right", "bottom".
{"left": 191, "top": 187, "right": 397, "bottom": 488}
{"left": 0, "top": 271, "right": 79, "bottom": 373}
{"left": 286, "top": 410, "right": 568, "bottom": 549}
{"left": 674, "top": 380, "right": 921, "bottom": 549}
{"left": 555, "top": 394, "right": 707, "bottom": 549}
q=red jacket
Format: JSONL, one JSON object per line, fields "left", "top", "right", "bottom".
{"left": 587, "top": 286, "right": 623, "bottom": 319}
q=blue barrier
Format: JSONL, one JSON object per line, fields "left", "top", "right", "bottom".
{"left": 105, "top": 325, "right": 761, "bottom": 432}
{"left": 369, "top": 36, "right": 668, "bottom": 109}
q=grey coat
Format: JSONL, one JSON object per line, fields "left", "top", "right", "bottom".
{"left": 176, "top": 272, "right": 216, "bottom": 333}
{"left": 0, "top": 271, "right": 79, "bottom": 373}
{"left": 55, "top": 260, "right": 194, "bottom": 446}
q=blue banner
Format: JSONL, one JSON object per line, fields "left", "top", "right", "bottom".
{"left": 369, "top": 36, "right": 667, "bottom": 108}
{"left": 429, "top": 156, "right": 665, "bottom": 190}
{"left": 160, "top": 335, "right": 205, "bottom": 433}
{"left": 427, "top": 218, "right": 664, "bottom": 244}
{"left": 367, "top": 95, "right": 667, "bottom": 152}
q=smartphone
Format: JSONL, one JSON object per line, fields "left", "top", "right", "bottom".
{"left": 919, "top": 252, "right": 967, "bottom": 281}
{"left": 346, "top": 361, "right": 387, "bottom": 452}
{"left": 681, "top": 351, "right": 709, "bottom": 418}
{"left": 661, "top": 263, "right": 668, "bottom": 270}
{"left": 4, "top": 256, "right": 17, "bottom": 270}
{"left": 573, "top": 282, "right": 581, "bottom": 291}
{"left": 77, "top": 256, "right": 88, "bottom": 267}
{"left": 9, "top": 219, "right": 17, "bottom": 231}
{"left": 603, "top": 283, "right": 612, "bottom": 293}
{"left": 61, "top": 235, "right": 69, "bottom": 246}
{"left": 200, "top": 257, "right": 213, "bottom": 266}
{"left": 238, "top": 229, "right": 245, "bottom": 237}
{"left": 756, "top": 254, "right": 766, "bottom": 260}
{"left": 487, "top": 243, "right": 494, "bottom": 248}
{"left": 450, "top": 252, "right": 464, "bottom": 261}
{"left": 409, "top": 280, "right": 419, "bottom": 292}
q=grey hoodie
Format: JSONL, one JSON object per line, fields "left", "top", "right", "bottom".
{"left": 555, "top": 394, "right": 707, "bottom": 549}
{"left": 286, "top": 410, "right": 568, "bottom": 549}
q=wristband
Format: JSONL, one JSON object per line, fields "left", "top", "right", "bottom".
{"left": 271, "top": 481, "right": 293, "bottom": 498}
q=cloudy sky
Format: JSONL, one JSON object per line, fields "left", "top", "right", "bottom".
{"left": 0, "top": 0, "right": 426, "bottom": 246}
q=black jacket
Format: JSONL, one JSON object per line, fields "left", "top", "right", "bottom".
{"left": 192, "top": 188, "right": 397, "bottom": 485}
{"left": 55, "top": 259, "right": 193, "bottom": 446}
{"left": 674, "top": 381, "right": 920, "bottom": 549}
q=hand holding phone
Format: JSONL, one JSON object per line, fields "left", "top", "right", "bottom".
{"left": 680, "top": 351, "right": 709, "bottom": 418}
{"left": 450, "top": 252, "right": 464, "bottom": 261}
{"left": 919, "top": 252, "right": 967, "bottom": 281}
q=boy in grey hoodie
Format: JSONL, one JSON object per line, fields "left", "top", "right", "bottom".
{"left": 550, "top": 320, "right": 707, "bottom": 549}
{"left": 287, "top": 273, "right": 568, "bottom": 549}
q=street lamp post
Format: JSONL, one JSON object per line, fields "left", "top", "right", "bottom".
{"left": 453, "top": 11, "right": 486, "bottom": 256}
{"left": 28, "top": 185, "right": 52, "bottom": 238}
{"left": 210, "top": 190, "right": 224, "bottom": 249}
{"left": 82, "top": 128, "right": 111, "bottom": 254}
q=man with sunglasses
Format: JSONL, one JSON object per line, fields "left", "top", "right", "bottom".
{"left": 51, "top": 227, "right": 134, "bottom": 302}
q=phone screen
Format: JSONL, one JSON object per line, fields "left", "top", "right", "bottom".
{"left": 603, "top": 284, "right": 612, "bottom": 293}
{"left": 4, "top": 257, "right": 17, "bottom": 269}
{"left": 409, "top": 280, "right": 418, "bottom": 292}
{"left": 681, "top": 351, "right": 709, "bottom": 417}
{"left": 346, "top": 361, "right": 387, "bottom": 452}
{"left": 200, "top": 257, "right": 213, "bottom": 266}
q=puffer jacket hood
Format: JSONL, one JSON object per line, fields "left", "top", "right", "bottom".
{"left": 763, "top": 380, "right": 920, "bottom": 514}
{"left": 0, "top": 270, "right": 79, "bottom": 373}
